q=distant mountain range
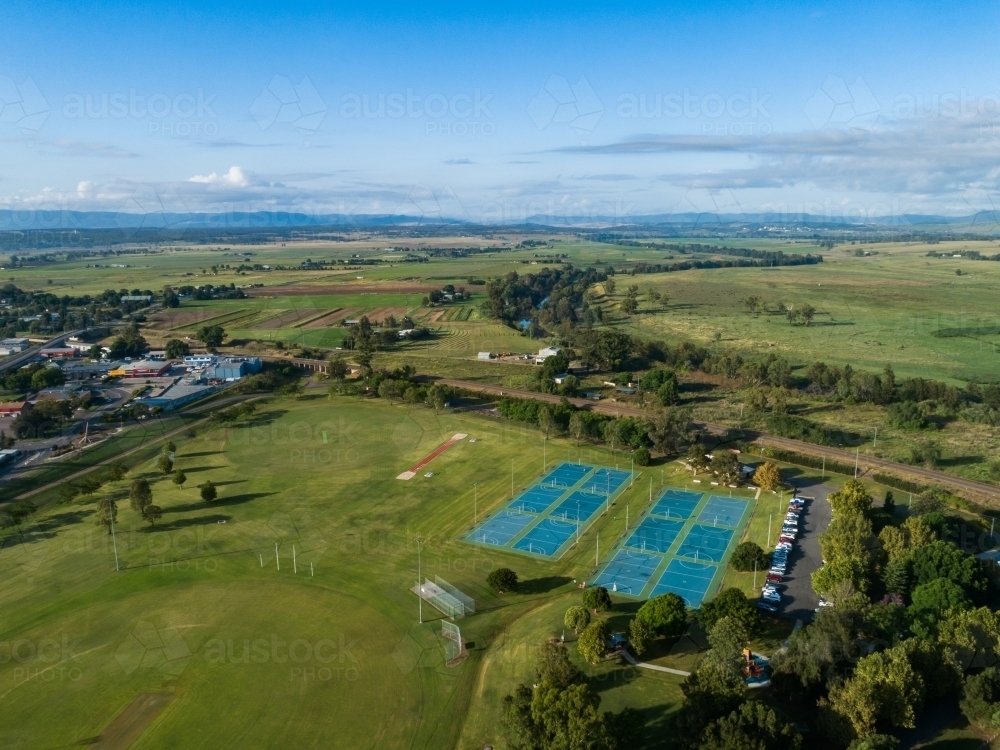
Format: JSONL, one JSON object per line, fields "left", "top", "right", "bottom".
{"left": 0, "top": 209, "right": 997, "bottom": 231}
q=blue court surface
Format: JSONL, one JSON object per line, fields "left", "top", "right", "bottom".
{"left": 513, "top": 517, "right": 579, "bottom": 556}
{"left": 579, "top": 468, "right": 631, "bottom": 497}
{"left": 651, "top": 489, "right": 702, "bottom": 520}
{"left": 509, "top": 485, "right": 565, "bottom": 513}
{"left": 649, "top": 558, "right": 718, "bottom": 607}
{"left": 466, "top": 510, "right": 536, "bottom": 546}
{"left": 540, "top": 462, "right": 593, "bottom": 488}
{"left": 625, "top": 517, "right": 685, "bottom": 554}
{"left": 591, "top": 548, "right": 661, "bottom": 595}
{"left": 697, "top": 496, "right": 748, "bottom": 527}
{"left": 553, "top": 489, "right": 607, "bottom": 523}
{"left": 675, "top": 524, "right": 734, "bottom": 563}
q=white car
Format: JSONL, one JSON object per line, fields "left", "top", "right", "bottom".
{"left": 762, "top": 591, "right": 781, "bottom": 603}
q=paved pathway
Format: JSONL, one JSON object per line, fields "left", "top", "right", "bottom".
{"left": 620, "top": 650, "right": 690, "bottom": 676}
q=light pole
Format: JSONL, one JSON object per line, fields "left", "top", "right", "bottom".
{"left": 417, "top": 539, "right": 423, "bottom": 624}
{"left": 576, "top": 501, "right": 580, "bottom": 542}
{"left": 630, "top": 451, "right": 634, "bottom": 486}
{"left": 109, "top": 501, "right": 119, "bottom": 572}
{"left": 474, "top": 482, "right": 478, "bottom": 525}
{"left": 511, "top": 458, "right": 514, "bottom": 497}
{"left": 543, "top": 437, "right": 546, "bottom": 472}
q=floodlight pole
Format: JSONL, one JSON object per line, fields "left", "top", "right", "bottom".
{"left": 822, "top": 455, "right": 826, "bottom": 478}
{"left": 474, "top": 482, "right": 478, "bottom": 525}
{"left": 543, "top": 438, "right": 546, "bottom": 472}
{"left": 576, "top": 501, "right": 580, "bottom": 542}
{"left": 109, "top": 503, "right": 119, "bottom": 572}
{"left": 768, "top": 514, "right": 771, "bottom": 548}
{"left": 873, "top": 427, "right": 877, "bottom": 447}
{"left": 275, "top": 543, "right": 279, "bottom": 571}
{"left": 626, "top": 504, "right": 629, "bottom": 530}
{"left": 293, "top": 545, "right": 297, "bottom": 574}
{"left": 511, "top": 459, "right": 514, "bottom": 498}
{"left": 630, "top": 452, "right": 634, "bottom": 486}
{"left": 596, "top": 532, "right": 599, "bottom": 566}
{"left": 854, "top": 447, "right": 859, "bottom": 478}
{"left": 417, "top": 539, "right": 423, "bottom": 624}
{"left": 753, "top": 560, "right": 757, "bottom": 590}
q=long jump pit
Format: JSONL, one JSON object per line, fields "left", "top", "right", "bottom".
{"left": 397, "top": 433, "right": 468, "bottom": 480}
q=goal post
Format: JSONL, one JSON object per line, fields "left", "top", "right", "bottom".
{"left": 441, "top": 621, "right": 467, "bottom": 666}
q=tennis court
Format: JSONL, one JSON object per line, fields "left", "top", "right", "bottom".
{"left": 624, "top": 517, "right": 685, "bottom": 554}
{"left": 696, "top": 496, "right": 748, "bottom": 527}
{"left": 590, "top": 548, "right": 661, "bottom": 595}
{"left": 513, "top": 517, "right": 579, "bottom": 556}
{"left": 651, "top": 489, "right": 702, "bottom": 520}
{"left": 579, "top": 468, "right": 632, "bottom": 496}
{"left": 509, "top": 485, "right": 565, "bottom": 513}
{"left": 552, "top": 489, "right": 607, "bottom": 523}
{"left": 540, "top": 462, "right": 593, "bottom": 488}
{"left": 675, "top": 524, "right": 734, "bottom": 563}
{"left": 465, "top": 510, "right": 535, "bottom": 546}
{"left": 649, "top": 558, "right": 718, "bottom": 607}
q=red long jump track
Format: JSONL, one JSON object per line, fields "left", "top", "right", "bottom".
{"left": 397, "top": 433, "right": 468, "bottom": 480}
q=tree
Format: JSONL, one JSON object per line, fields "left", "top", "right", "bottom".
{"left": 960, "top": 667, "right": 1000, "bottom": 728}
{"left": 633, "top": 447, "right": 650, "bottom": 466}
{"left": 648, "top": 408, "right": 693, "bottom": 456}
{"left": 129, "top": 478, "right": 152, "bottom": 514}
{"left": 583, "top": 586, "right": 612, "bottom": 613}
{"left": 902, "top": 515, "right": 936, "bottom": 548}
{"left": 698, "top": 588, "right": 760, "bottom": 635}
{"left": 705, "top": 616, "right": 750, "bottom": 674}
{"left": 602, "top": 419, "right": 627, "bottom": 456}
{"left": 88, "top": 343, "right": 104, "bottom": 360}
{"left": 878, "top": 525, "right": 909, "bottom": 561}
{"left": 564, "top": 605, "right": 590, "bottom": 634}
{"left": 730, "top": 541, "right": 768, "bottom": 572}
{"left": 828, "top": 479, "right": 873, "bottom": 517}
{"left": 620, "top": 296, "right": 638, "bottom": 315}
{"left": 157, "top": 453, "right": 173, "bottom": 474}
{"left": 828, "top": 645, "right": 925, "bottom": 737}
{"left": 675, "top": 661, "right": 747, "bottom": 740}
{"left": 883, "top": 490, "right": 895, "bottom": 515}
{"left": 105, "top": 461, "right": 127, "bottom": 484}
{"left": 569, "top": 412, "right": 587, "bottom": 445}
{"left": 578, "top": 620, "right": 609, "bottom": 664}
{"left": 328, "top": 356, "right": 349, "bottom": 382}
{"left": 743, "top": 295, "right": 763, "bottom": 315}
{"left": 882, "top": 556, "right": 912, "bottom": 597}
{"left": 910, "top": 578, "right": 973, "bottom": 615}
{"left": 629, "top": 617, "right": 653, "bottom": 657}
{"left": 535, "top": 642, "right": 580, "bottom": 689}
{"left": 911, "top": 490, "right": 944, "bottom": 516}
{"left": 164, "top": 339, "right": 191, "bottom": 359}
{"left": 427, "top": 385, "right": 446, "bottom": 414}
{"left": 196, "top": 324, "right": 226, "bottom": 351}
{"left": 637, "top": 592, "right": 688, "bottom": 637}
{"left": 172, "top": 469, "right": 187, "bottom": 489}
{"left": 812, "top": 556, "right": 869, "bottom": 596}
{"left": 59, "top": 483, "right": 81, "bottom": 504}
{"left": 200, "top": 480, "right": 218, "bottom": 503}
{"left": 486, "top": 567, "right": 518, "bottom": 593}
{"left": 709, "top": 451, "right": 741, "bottom": 484}
{"left": 910, "top": 540, "right": 985, "bottom": 598}
{"left": 820, "top": 513, "right": 878, "bottom": 566}
{"left": 95, "top": 497, "right": 117, "bottom": 533}
{"left": 603, "top": 278, "right": 616, "bottom": 295}
{"left": 538, "top": 406, "right": 556, "bottom": 438}
{"left": 700, "top": 700, "right": 802, "bottom": 750}
{"left": 108, "top": 324, "right": 148, "bottom": 359}
{"left": 142, "top": 504, "right": 163, "bottom": 527}
{"left": 752, "top": 462, "right": 781, "bottom": 492}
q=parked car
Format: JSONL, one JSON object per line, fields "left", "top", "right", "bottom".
{"left": 778, "top": 536, "right": 795, "bottom": 544}
{"left": 757, "top": 601, "right": 778, "bottom": 613}
{"left": 765, "top": 573, "right": 783, "bottom": 583}
{"left": 762, "top": 591, "right": 781, "bottom": 603}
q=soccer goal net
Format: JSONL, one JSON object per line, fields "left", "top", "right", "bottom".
{"left": 441, "top": 621, "right": 467, "bottom": 666}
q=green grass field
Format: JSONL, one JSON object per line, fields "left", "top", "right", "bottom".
{"left": 0, "top": 395, "right": 700, "bottom": 748}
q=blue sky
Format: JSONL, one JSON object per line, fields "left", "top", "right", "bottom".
{"left": 1, "top": 1, "right": 999, "bottom": 224}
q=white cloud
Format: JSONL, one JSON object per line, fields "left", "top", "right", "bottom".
{"left": 189, "top": 166, "right": 254, "bottom": 187}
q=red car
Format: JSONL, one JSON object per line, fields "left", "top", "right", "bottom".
{"left": 766, "top": 573, "right": 783, "bottom": 583}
